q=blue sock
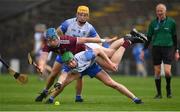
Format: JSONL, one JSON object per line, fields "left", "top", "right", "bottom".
{"left": 133, "top": 97, "right": 139, "bottom": 102}
{"left": 49, "top": 96, "right": 54, "bottom": 103}
{"left": 76, "top": 95, "right": 82, "bottom": 100}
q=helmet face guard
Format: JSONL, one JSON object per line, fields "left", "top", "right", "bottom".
{"left": 45, "top": 28, "right": 58, "bottom": 40}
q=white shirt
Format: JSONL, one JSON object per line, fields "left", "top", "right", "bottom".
{"left": 72, "top": 51, "right": 95, "bottom": 72}
{"left": 59, "top": 18, "right": 98, "bottom": 37}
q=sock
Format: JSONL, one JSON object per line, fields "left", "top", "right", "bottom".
{"left": 132, "top": 97, "right": 140, "bottom": 103}
{"left": 49, "top": 96, "right": 54, "bottom": 102}
{"left": 165, "top": 75, "right": 171, "bottom": 95}
{"left": 43, "top": 89, "right": 48, "bottom": 94}
{"left": 155, "top": 76, "right": 161, "bottom": 95}
{"left": 122, "top": 40, "right": 131, "bottom": 48}
{"left": 76, "top": 95, "right": 82, "bottom": 100}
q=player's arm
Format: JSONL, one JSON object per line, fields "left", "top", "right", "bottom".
{"left": 89, "top": 26, "right": 102, "bottom": 45}
{"left": 56, "top": 27, "right": 64, "bottom": 36}
{"left": 76, "top": 36, "right": 117, "bottom": 44}
{"left": 56, "top": 20, "right": 69, "bottom": 36}
{"left": 38, "top": 51, "right": 49, "bottom": 73}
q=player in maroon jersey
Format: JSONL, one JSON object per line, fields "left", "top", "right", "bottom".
{"left": 35, "top": 28, "right": 147, "bottom": 102}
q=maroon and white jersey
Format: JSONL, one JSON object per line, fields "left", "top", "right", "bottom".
{"left": 42, "top": 35, "right": 85, "bottom": 55}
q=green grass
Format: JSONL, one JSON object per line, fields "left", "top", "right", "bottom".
{"left": 0, "top": 74, "right": 180, "bottom": 111}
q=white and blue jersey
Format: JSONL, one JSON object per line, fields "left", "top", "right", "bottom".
{"left": 62, "top": 50, "right": 102, "bottom": 78}
{"left": 59, "top": 18, "right": 98, "bottom": 37}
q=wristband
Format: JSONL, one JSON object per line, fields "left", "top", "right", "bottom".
{"left": 100, "top": 39, "right": 106, "bottom": 43}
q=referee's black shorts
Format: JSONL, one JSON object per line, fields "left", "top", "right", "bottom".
{"left": 152, "top": 46, "right": 174, "bottom": 65}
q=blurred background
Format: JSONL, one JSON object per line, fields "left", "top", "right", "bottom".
{"left": 0, "top": 0, "right": 179, "bottom": 76}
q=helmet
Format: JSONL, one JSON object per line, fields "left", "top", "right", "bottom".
{"left": 45, "top": 28, "right": 58, "bottom": 40}
{"left": 62, "top": 51, "right": 74, "bottom": 63}
{"left": 77, "top": 5, "right": 89, "bottom": 14}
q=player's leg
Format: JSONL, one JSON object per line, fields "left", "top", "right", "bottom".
{"left": 95, "top": 47, "right": 116, "bottom": 71}
{"left": 96, "top": 32, "right": 147, "bottom": 71}
{"left": 35, "top": 55, "right": 63, "bottom": 102}
{"left": 137, "top": 63, "right": 147, "bottom": 77}
{"left": 109, "top": 36, "right": 138, "bottom": 66}
{"left": 162, "top": 46, "right": 174, "bottom": 98}
{"left": 152, "top": 47, "right": 162, "bottom": 99}
{"left": 98, "top": 36, "right": 138, "bottom": 70}
{"left": 45, "top": 62, "right": 62, "bottom": 89}
{"left": 109, "top": 28, "right": 147, "bottom": 50}
{"left": 95, "top": 70, "right": 143, "bottom": 104}
{"left": 60, "top": 66, "right": 84, "bottom": 102}
{"left": 46, "top": 72, "right": 81, "bottom": 103}
{"left": 154, "top": 65, "right": 162, "bottom": 99}
{"left": 164, "top": 64, "right": 172, "bottom": 98}
{"left": 75, "top": 77, "right": 84, "bottom": 102}
{"left": 109, "top": 38, "right": 124, "bottom": 49}
{"left": 110, "top": 46, "right": 125, "bottom": 66}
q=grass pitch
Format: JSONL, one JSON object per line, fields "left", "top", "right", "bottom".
{"left": 0, "top": 74, "right": 180, "bottom": 111}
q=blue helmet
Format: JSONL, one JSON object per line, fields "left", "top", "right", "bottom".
{"left": 45, "top": 28, "right": 58, "bottom": 40}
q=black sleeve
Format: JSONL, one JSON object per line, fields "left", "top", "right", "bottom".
{"left": 143, "top": 36, "right": 152, "bottom": 50}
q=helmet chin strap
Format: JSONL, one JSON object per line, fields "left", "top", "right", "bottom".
{"left": 57, "top": 40, "right": 60, "bottom": 47}
{"left": 78, "top": 21, "right": 86, "bottom": 25}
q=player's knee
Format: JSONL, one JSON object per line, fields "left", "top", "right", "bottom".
{"left": 164, "top": 70, "right": 171, "bottom": 76}
{"left": 49, "top": 73, "right": 58, "bottom": 80}
{"left": 104, "top": 80, "right": 117, "bottom": 88}
{"left": 154, "top": 70, "right": 161, "bottom": 75}
{"left": 109, "top": 83, "right": 118, "bottom": 89}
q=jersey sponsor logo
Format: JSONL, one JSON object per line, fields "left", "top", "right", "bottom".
{"left": 164, "top": 27, "right": 169, "bottom": 30}
{"left": 82, "top": 31, "right": 86, "bottom": 36}
{"left": 59, "top": 40, "right": 70, "bottom": 44}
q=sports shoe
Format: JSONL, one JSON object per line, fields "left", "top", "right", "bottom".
{"left": 124, "top": 34, "right": 145, "bottom": 44}
{"left": 133, "top": 98, "right": 143, "bottom": 104}
{"left": 75, "top": 98, "right": 84, "bottom": 102}
{"left": 75, "top": 95, "right": 84, "bottom": 102}
{"left": 167, "top": 94, "right": 172, "bottom": 98}
{"left": 130, "top": 28, "right": 148, "bottom": 43}
{"left": 45, "top": 98, "right": 54, "bottom": 104}
{"left": 154, "top": 94, "right": 162, "bottom": 99}
{"left": 35, "top": 91, "right": 48, "bottom": 102}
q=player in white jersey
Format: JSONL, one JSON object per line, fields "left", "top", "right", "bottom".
{"left": 46, "top": 49, "right": 143, "bottom": 104}
{"left": 57, "top": 5, "right": 100, "bottom": 102}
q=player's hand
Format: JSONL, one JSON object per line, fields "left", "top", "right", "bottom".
{"left": 105, "top": 36, "right": 118, "bottom": 43}
{"left": 37, "top": 65, "right": 44, "bottom": 75}
{"left": 110, "top": 63, "right": 118, "bottom": 72}
{"left": 36, "top": 66, "right": 43, "bottom": 74}
{"left": 140, "top": 50, "right": 145, "bottom": 61}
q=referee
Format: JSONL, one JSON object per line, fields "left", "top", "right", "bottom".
{"left": 141, "top": 3, "right": 179, "bottom": 99}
